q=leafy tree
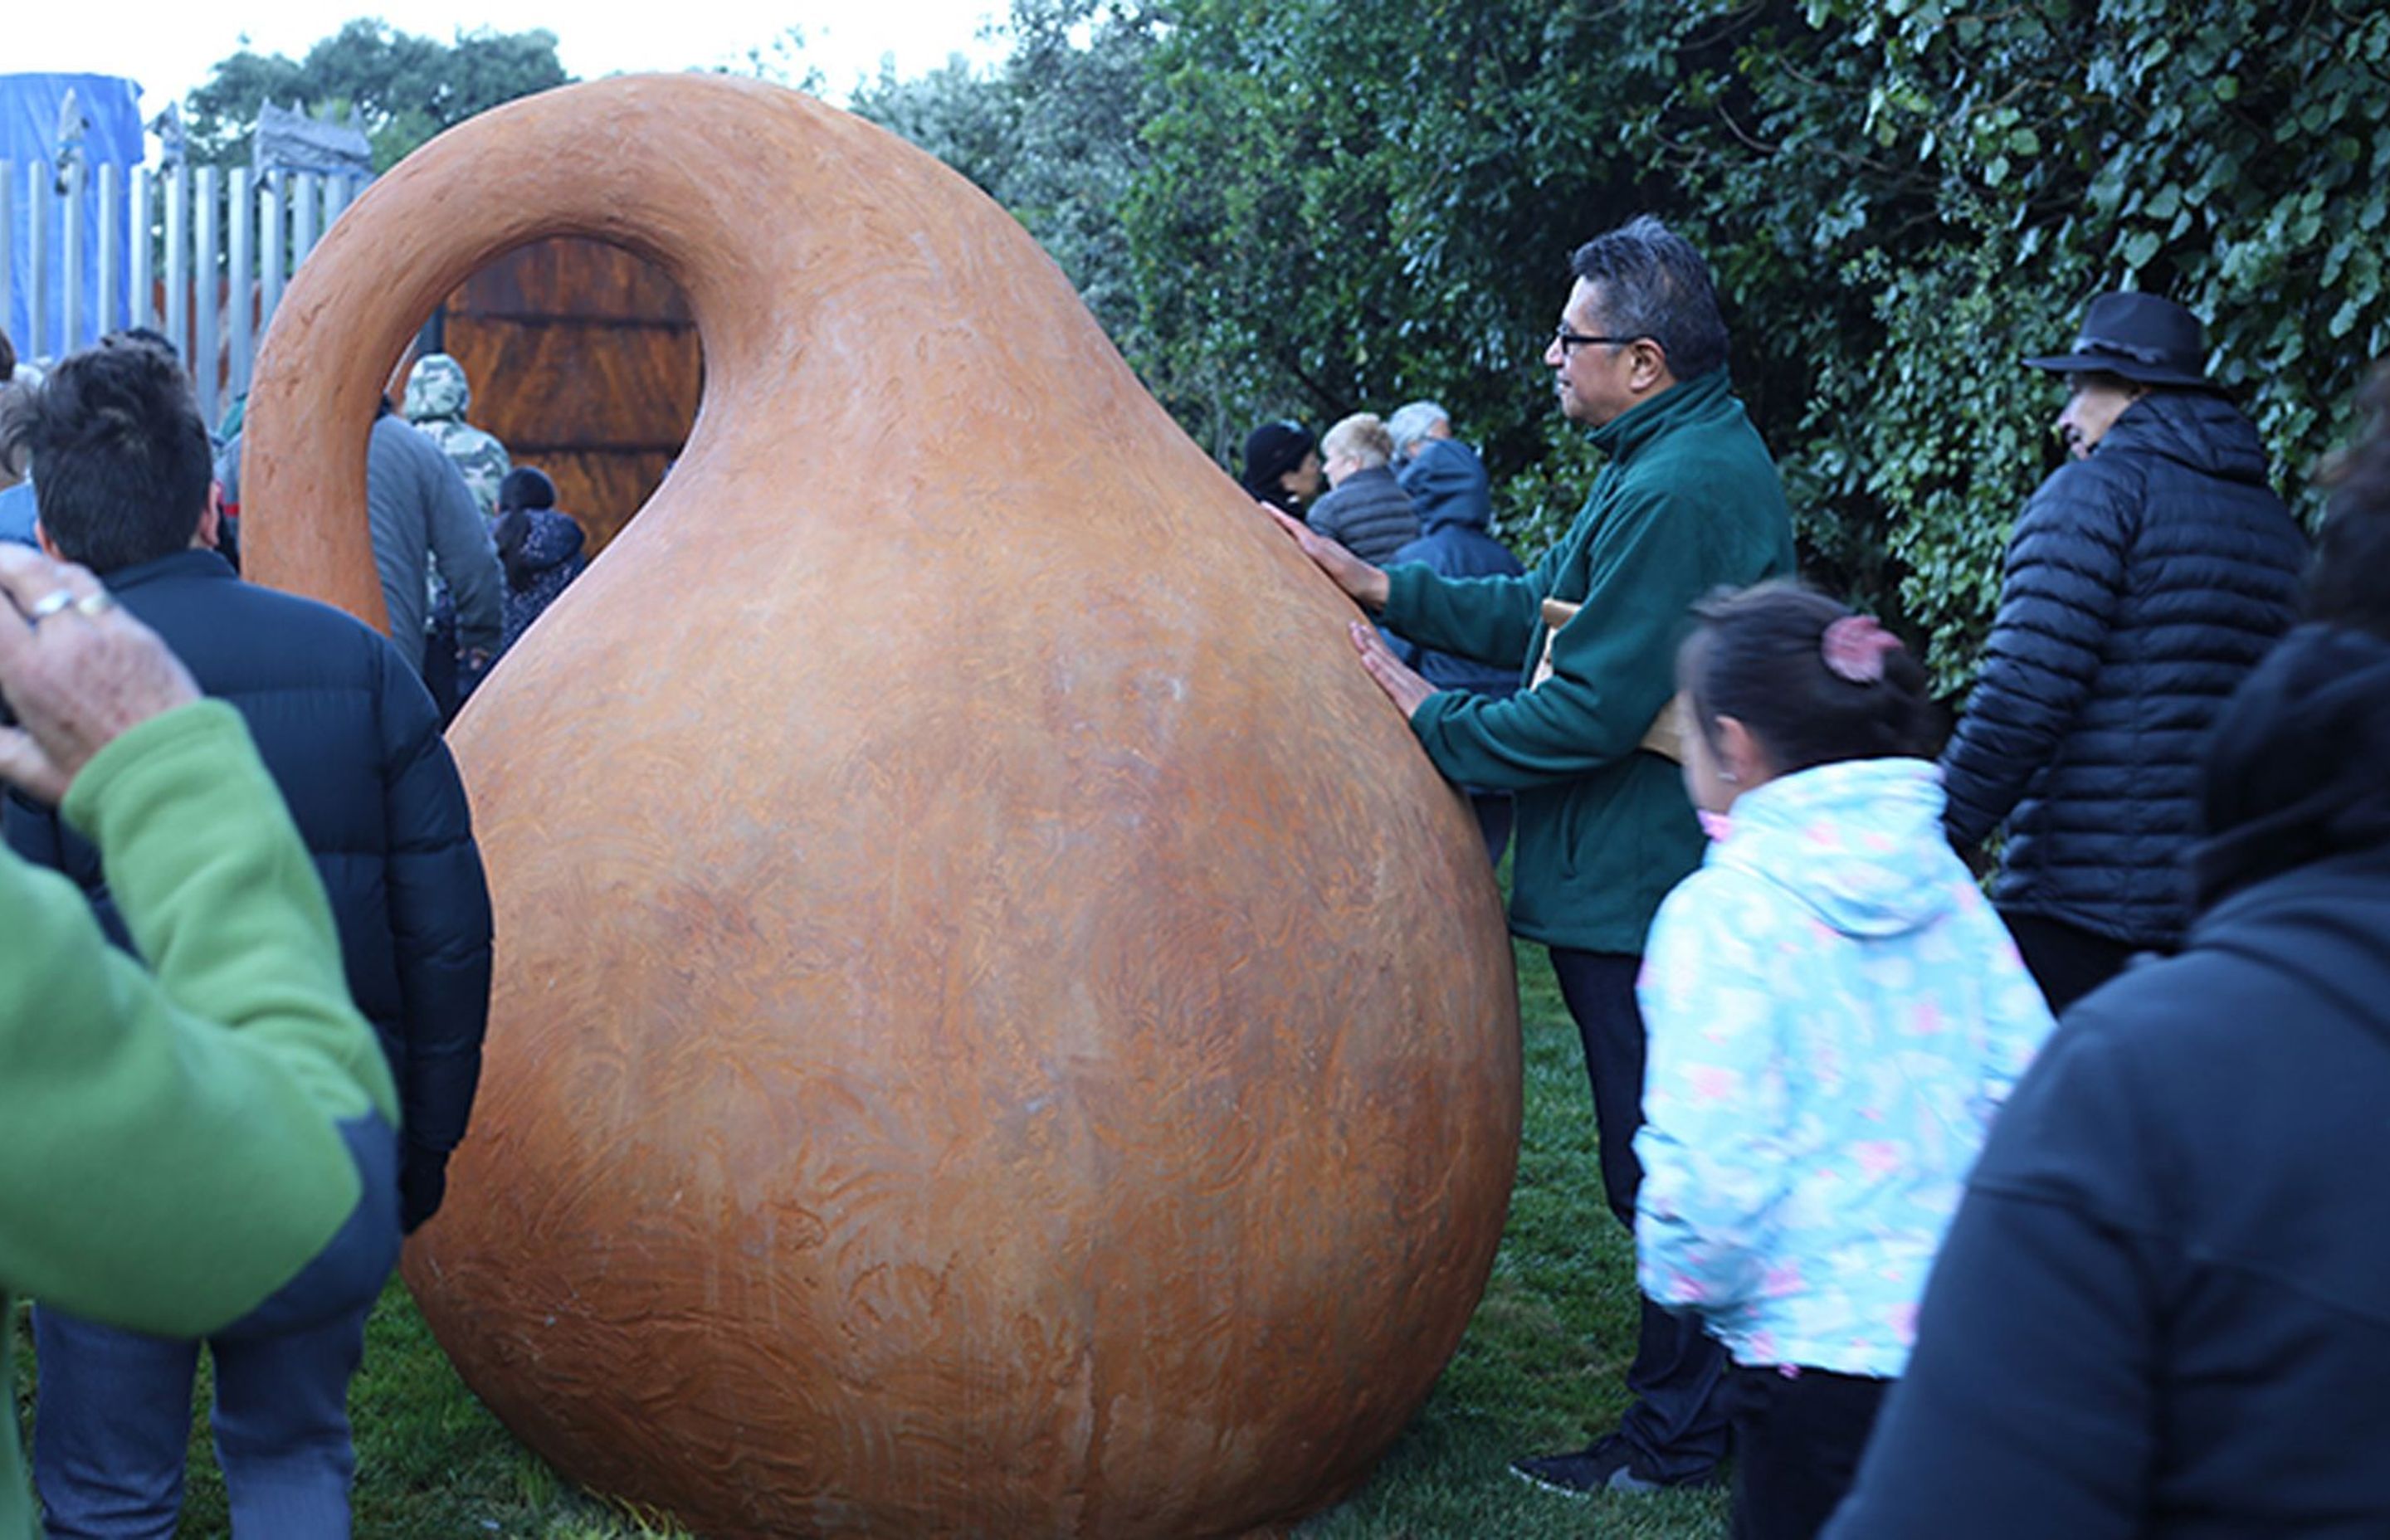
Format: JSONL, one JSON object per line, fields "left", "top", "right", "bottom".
{"left": 849, "top": 58, "right": 1020, "bottom": 197}
{"left": 1111, "top": 0, "right": 2388, "bottom": 685}
{"left": 851, "top": 0, "right": 1164, "bottom": 403}
{"left": 732, "top": 27, "right": 827, "bottom": 98}
{"left": 184, "top": 19, "right": 572, "bottom": 173}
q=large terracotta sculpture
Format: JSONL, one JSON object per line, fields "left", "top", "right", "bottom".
{"left": 242, "top": 75, "right": 1520, "bottom": 1539}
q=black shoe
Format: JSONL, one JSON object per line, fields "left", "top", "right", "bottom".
{"left": 1510, "top": 1434, "right": 1718, "bottom": 1497}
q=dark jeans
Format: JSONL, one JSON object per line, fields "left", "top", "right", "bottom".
{"left": 35, "top": 1301, "right": 371, "bottom": 1538}
{"left": 422, "top": 607, "right": 461, "bottom": 724}
{"left": 1724, "top": 1365, "right": 1890, "bottom": 1540}
{"left": 1469, "top": 792, "right": 1514, "bottom": 869}
{"left": 420, "top": 597, "right": 490, "bottom": 726}
{"left": 1999, "top": 909, "right": 2140, "bottom": 1016}
{"left": 1548, "top": 946, "right": 1731, "bottom": 1481}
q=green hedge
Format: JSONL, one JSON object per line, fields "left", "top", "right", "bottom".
{"left": 859, "top": 2, "right": 2385, "bottom": 685}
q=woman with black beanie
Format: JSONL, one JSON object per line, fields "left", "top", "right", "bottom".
{"left": 1239, "top": 420, "right": 1322, "bottom": 514}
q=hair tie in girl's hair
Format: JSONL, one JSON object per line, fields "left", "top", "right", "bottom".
{"left": 1821, "top": 614, "right": 1902, "bottom": 684}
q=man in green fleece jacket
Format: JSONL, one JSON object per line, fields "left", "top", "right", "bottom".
{"left": 1275, "top": 215, "right": 1795, "bottom": 1495}
{"left": 0, "top": 543, "right": 402, "bottom": 1540}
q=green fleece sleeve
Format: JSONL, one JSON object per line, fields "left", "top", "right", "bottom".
{"left": 1380, "top": 560, "right": 1544, "bottom": 673}
{"left": 1404, "top": 486, "right": 1698, "bottom": 789}
{"left": 0, "top": 701, "right": 399, "bottom": 1334}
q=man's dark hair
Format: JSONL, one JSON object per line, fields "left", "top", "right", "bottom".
{"left": 0, "top": 326, "right": 16, "bottom": 380}
{"left": 105, "top": 325, "right": 180, "bottom": 361}
{"left": 3, "top": 341, "right": 212, "bottom": 573}
{"left": 1679, "top": 582, "right": 1942, "bottom": 774}
{"left": 1569, "top": 215, "right": 1730, "bottom": 381}
{"left": 2310, "top": 363, "right": 2390, "bottom": 641}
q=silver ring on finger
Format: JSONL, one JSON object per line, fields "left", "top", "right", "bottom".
{"left": 74, "top": 590, "right": 117, "bottom": 619}
{"left": 25, "top": 588, "right": 78, "bottom": 624}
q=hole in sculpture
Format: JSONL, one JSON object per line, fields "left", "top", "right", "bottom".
{"left": 411, "top": 236, "right": 700, "bottom": 556}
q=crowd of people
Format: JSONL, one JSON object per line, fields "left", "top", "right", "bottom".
{"left": 1266, "top": 213, "right": 2388, "bottom": 1538}
{"left": 0, "top": 201, "right": 2384, "bottom": 1539}
{"left": 14, "top": 339, "right": 589, "bottom": 724}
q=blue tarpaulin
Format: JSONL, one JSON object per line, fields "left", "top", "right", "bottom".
{"left": 2, "top": 72, "right": 144, "bottom": 362}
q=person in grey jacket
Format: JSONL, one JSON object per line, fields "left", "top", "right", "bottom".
{"left": 367, "top": 399, "right": 503, "bottom": 680}
{"left": 1306, "top": 412, "right": 1418, "bottom": 564}
{"left": 214, "top": 410, "right": 502, "bottom": 683}
{"left": 1940, "top": 293, "right": 2306, "bottom": 1011}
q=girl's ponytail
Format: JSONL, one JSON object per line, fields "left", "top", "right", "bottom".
{"left": 1680, "top": 583, "right": 1942, "bottom": 774}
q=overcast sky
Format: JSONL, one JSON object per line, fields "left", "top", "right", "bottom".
{"left": 7, "top": 2, "right": 1009, "bottom": 118}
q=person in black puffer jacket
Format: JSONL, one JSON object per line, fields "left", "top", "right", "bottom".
{"left": 1825, "top": 372, "right": 2390, "bottom": 1540}
{"left": 2, "top": 335, "right": 493, "bottom": 1537}
{"left": 1941, "top": 292, "right": 2307, "bottom": 1011}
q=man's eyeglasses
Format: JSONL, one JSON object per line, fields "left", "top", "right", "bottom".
{"left": 1553, "top": 327, "right": 1644, "bottom": 356}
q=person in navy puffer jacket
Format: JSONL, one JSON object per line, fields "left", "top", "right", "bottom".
{"left": 1384, "top": 402, "right": 1526, "bottom": 861}
{"left": 2, "top": 336, "right": 492, "bottom": 1538}
{"left": 1940, "top": 293, "right": 2306, "bottom": 1011}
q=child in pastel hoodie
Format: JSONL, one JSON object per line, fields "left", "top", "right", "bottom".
{"left": 1634, "top": 584, "right": 2055, "bottom": 1540}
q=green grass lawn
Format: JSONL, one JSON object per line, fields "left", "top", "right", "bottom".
{"left": 12, "top": 941, "right": 1725, "bottom": 1538}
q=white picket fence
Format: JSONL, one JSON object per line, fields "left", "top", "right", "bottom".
{"left": 2, "top": 159, "right": 368, "bottom": 425}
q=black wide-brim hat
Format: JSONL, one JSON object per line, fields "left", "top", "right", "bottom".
{"left": 2023, "top": 291, "right": 2216, "bottom": 388}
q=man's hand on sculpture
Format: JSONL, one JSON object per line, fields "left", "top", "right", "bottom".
{"left": 1349, "top": 621, "right": 1436, "bottom": 719}
{"left": 1261, "top": 502, "right": 1391, "bottom": 611}
{"left": 0, "top": 543, "right": 202, "bottom": 803}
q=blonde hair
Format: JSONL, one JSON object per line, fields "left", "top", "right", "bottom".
{"left": 1322, "top": 412, "right": 1394, "bottom": 470}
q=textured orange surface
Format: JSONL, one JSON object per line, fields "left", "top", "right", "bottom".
{"left": 242, "top": 76, "right": 1520, "bottom": 1540}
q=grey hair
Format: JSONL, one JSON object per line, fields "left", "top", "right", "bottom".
{"left": 1568, "top": 215, "right": 1729, "bottom": 380}
{"left": 1385, "top": 401, "right": 1449, "bottom": 454}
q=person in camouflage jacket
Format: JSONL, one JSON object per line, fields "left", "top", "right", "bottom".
{"left": 403, "top": 353, "right": 512, "bottom": 518}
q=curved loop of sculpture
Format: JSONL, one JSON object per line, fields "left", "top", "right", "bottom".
{"left": 242, "top": 75, "right": 1521, "bottom": 1540}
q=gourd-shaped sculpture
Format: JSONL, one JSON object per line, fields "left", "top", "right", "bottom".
{"left": 242, "top": 76, "right": 1520, "bottom": 1540}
